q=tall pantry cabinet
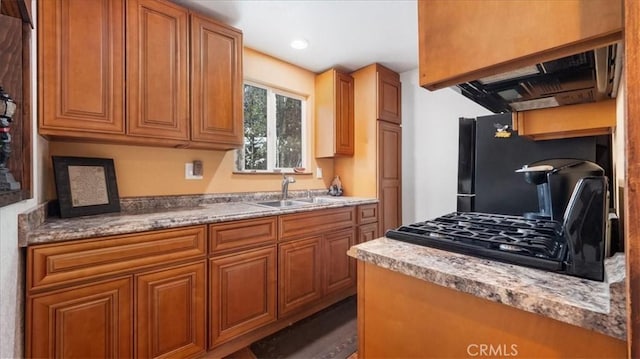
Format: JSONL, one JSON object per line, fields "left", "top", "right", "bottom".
{"left": 335, "top": 64, "right": 402, "bottom": 235}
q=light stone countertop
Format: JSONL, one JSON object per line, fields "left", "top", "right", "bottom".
{"left": 21, "top": 196, "right": 377, "bottom": 247}
{"left": 348, "top": 237, "right": 626, "bottom": 340}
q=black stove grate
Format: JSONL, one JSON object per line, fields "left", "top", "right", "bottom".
{"left": 385, "top": 212, "right": 567, "bottom": 271}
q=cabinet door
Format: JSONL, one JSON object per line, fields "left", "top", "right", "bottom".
{"left": 209, "top": 247, "right": 276, "bottom": 349}
{"left": 39, "top": 0, "right": 125, "bottom": 134}
{"left": 377, "top": 67, "right": 401, "bottom": 124}
{"left": 335, "top": 71, "right": 355, "bottom": 155}
{"left": 28, "top": 277, "right": 132, "bottom": 358}
{"left": 358, "top": 223, "right": 379, "bottom": 244}
{"left": 324, "top": 228, "right": 356, "bottom": 295}
{"left": 127, "top": 0, "right": 189, "bottom": 140}
{"left": 315, "top": 69, "right": 354, "bottom": 157}
{"left": 136, "top": 261, "right": 206, "bottom": 359}
{"left": 418, "top": 0, "right": 623, "bottom": 89}
{"left": 190, "top": 14, "right": 243, "bottom": 147}
{"left": 378, "top": 121, "right": 402, "bottom": 233}
{"left": 278, "top": 236, "right": 323, "bottom": 316}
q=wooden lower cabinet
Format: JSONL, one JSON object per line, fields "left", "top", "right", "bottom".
{"left": 279, "top": 226, "right": 359, "bottom": 317}
{"left": 278, "top": 236, "right": 324, "bottom": 316}
{"left": 324, "top": 228, "right": 356, "bottom": 295}
{"left": 27, "top": 277, "right": 133, "bottom": 358}
{"left": 209, "top": 246, "right": 277, "bottom": 349}
{"left": 358, "top": 223, "right": 379, "bottom": 244}
{"left": 25, "top": 207, "right": 375, "bottom": 358}
{"left": 136, "top": 261, "right": 206, "bottom": 359}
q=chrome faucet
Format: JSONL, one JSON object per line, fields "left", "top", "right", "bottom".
{"left": 281, "top": 174, "right": 296, "bottom": 201}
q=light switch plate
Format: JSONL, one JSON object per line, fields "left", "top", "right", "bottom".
{"left": 316, "top": 167, "right": 323, "bottom": 179}
{"left": 185, "top": 163, "right": 203, "bottom": 180}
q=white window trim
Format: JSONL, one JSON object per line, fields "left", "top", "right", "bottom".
{"left": 239, "top": 81, "right": 308, "bottom": 173}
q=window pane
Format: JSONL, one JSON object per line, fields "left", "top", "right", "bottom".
{"left": 243, "top": 85, "right": 268, "bottom": 170}
{"left": 275, "top": 94, "right": 302, "bottom": 168}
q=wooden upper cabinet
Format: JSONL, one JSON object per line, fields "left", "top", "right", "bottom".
{"left": 513, "top": 99, "right": 616, "bottom": 141}
{"left": 315, "top": 68, "right": 354, "bottom": 157}
{"left": 190, "top": 14, "right": 243, "bottom": 148}
{"left": 126, "top": 0, "right": 189, "bottom": 140}
{"left": 39, "top": 0, "right": 125, "bottom": 134}
{"left": 377, "top": 66, "right": 401, "bottom": 124}
{"left": 418, "top": 0, "right": 623, "bottom": 90}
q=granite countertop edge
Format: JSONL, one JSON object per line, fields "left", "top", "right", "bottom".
{"left": 22, "top": 196, "right": 378, "bottom": 247}
{"left": 348, "top": 237, "right": 626, "bottom": 341}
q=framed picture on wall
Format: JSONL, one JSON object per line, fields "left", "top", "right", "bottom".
{"left": 52, "top": 156, "right": 120, "bottom": 218}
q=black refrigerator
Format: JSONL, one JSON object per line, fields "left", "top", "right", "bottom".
{"left": 457, "top": 113, "right": 611, "bottom": 216}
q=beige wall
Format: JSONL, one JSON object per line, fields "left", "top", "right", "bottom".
{"left": 47, "top": 48, "right": 333, "bottom": 198}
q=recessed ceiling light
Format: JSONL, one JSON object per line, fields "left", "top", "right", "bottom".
{"left": 290, "top": 39, "right": 308, "bottom": 50}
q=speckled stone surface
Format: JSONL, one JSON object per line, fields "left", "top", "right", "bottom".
{"left": 20, "top": 191, "right": 376, "bottom": 247}
{"left": 348, "top": 237, "right": 626, "bottom": 340}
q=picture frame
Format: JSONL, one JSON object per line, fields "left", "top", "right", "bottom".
{"left": 52, "top": 156, "right": 120, "bottom": 218}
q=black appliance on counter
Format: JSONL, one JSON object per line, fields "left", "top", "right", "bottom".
{"left": 386, "top": 160, "right": 609, "bottom": 281}
{"left": 516, "top": 159, "right": 605, "bottom": 221}
{"left": 457, "top": 113, "right": 612, "bottom": 215}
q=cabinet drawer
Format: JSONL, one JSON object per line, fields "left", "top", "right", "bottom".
{"left": 357, "top": 203, "right": 379, "bottom": 225}
{"left": 209, "top": 217, "right": 277, "bottom": 255}
{"left": 28, "top": 226, "right": 206, "bottom": 291}
{"left": 279, "top": 207, "right": 356, "bottom": 242}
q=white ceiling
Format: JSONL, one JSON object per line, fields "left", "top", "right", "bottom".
{"left": 180, "top": 0, "right": 418, "bottom": 74}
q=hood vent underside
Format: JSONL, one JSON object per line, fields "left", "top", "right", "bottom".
{"left": 456, "top": 43, "right": 621, "bottom": 113}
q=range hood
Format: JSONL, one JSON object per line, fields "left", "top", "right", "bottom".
{"left": 455, "top": 43, "right": 623, "bottom": 113}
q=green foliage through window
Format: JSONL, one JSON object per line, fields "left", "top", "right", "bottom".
{"left": 238, "top": 83, "right": 307, "bottom": 171}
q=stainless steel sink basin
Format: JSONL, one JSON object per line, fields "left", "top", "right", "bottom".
{"left": 295, "top": 197, "right": 344, "bottom": 204}
{"left": 254, "top": 200, "right": 309, "bottom": 208}
{"left": 254, "top": 197, "right": 345, "bottom": 208}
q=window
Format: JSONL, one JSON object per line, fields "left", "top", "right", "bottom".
{"left": 237, "top": 82, "right": 307, "bottom": 172}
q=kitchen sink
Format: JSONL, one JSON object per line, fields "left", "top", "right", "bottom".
{"left": 254, "top": 200, "right": 310, "bottom": 208}
{"left": 254, "top": 197, "right": 345, "bottom": 208}
{"left": 294, "top": 196, "right": 345, "bottom": 204}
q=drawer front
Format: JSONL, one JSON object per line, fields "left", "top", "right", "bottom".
{"left": 279, "top": 207, "right": 356, "bottom": 242}
{"left": 209, "top": 217, "right": 277, "bottom": 255}
{"left": 28, "top": 226, "right": 206, "bottom": 291}
{"left": 357, "top": 203, "right": 379, "bottom": 225}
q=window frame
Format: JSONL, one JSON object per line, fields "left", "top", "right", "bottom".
{"left": 238, "top": 81, "right": 309, "bottom": 173}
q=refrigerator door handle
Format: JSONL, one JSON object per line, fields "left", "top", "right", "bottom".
{"left": 457, "top": 194, "right": 476, "bottom": 197}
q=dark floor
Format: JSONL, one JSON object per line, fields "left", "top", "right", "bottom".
{"left": 250, "top": 296, "right": 357, "bottom": 359}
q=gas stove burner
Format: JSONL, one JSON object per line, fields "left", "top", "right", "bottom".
{"left": 516, "top": 228, "right": 536, "bottom": 236}
{"left": 386, "top": 211, "right": 568, "bottom": 273}
{"left": 499, "top": 244, "right": 529, "bottom": 253}
{"left": 387, "top": 175, "right": 608, "bottom": 281}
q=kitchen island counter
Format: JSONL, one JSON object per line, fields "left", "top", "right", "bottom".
{"left": 348, "top": 237, "right": 626, "bottom": 356}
